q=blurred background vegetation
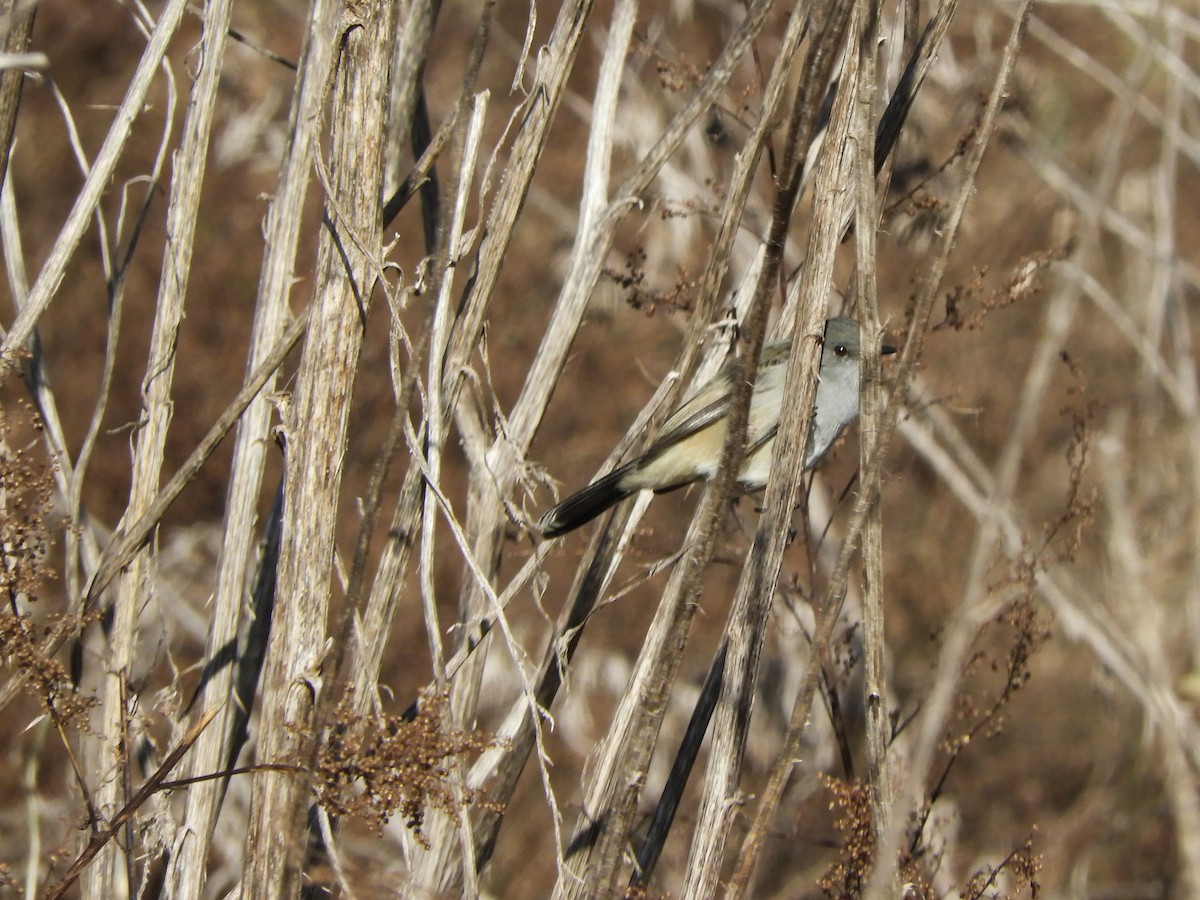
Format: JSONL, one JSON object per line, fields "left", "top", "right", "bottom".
{"left": 1, "top": 0, "right": 1199, "bottom": 897}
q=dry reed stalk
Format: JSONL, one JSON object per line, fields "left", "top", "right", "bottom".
{"left": 238, "top": 0, "right": 397, "bottom": 895}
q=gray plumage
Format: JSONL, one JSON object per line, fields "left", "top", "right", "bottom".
{"left": 539, "top": 317, "right": 892, "bottom": 538}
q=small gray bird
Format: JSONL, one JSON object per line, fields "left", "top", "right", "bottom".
{"left": 539, "top": 317, "right": 897, "bottom": 538}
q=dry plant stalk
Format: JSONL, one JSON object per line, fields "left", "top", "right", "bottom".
{"left": 240, "top": 1, "right": 398, "bottom": 897}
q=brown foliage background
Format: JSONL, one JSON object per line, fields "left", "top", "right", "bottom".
{"left": 1, "top": 0, "right": 1198, "bottom": 897}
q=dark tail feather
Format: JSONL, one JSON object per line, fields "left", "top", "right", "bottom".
{"left": 539, "top": 466, "right": 634, "bottom": 538}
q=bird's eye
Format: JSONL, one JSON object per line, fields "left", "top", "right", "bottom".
{"left": 834, "top": 344, "right": 849, "bottom": 357}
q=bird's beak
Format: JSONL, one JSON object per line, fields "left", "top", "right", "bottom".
{"left": 881, "top": 343, "right": 898, "bottom": 356}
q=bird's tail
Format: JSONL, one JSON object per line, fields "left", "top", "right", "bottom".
{"left": 539, "top": 465, "right": 634, "bottom": 538}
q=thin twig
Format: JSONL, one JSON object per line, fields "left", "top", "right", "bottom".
{"left": 42, "top": 707, "right": 219, "bottom": 900}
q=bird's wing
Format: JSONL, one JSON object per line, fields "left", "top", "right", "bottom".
{"left": 745, "top": 423, "right": 779, "bottom": 456}
{"left": 643, "top": 387, "right": 730, "bottom": 459}
{"left": 643, "top": 345, "right": 790, "bottom": 462}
